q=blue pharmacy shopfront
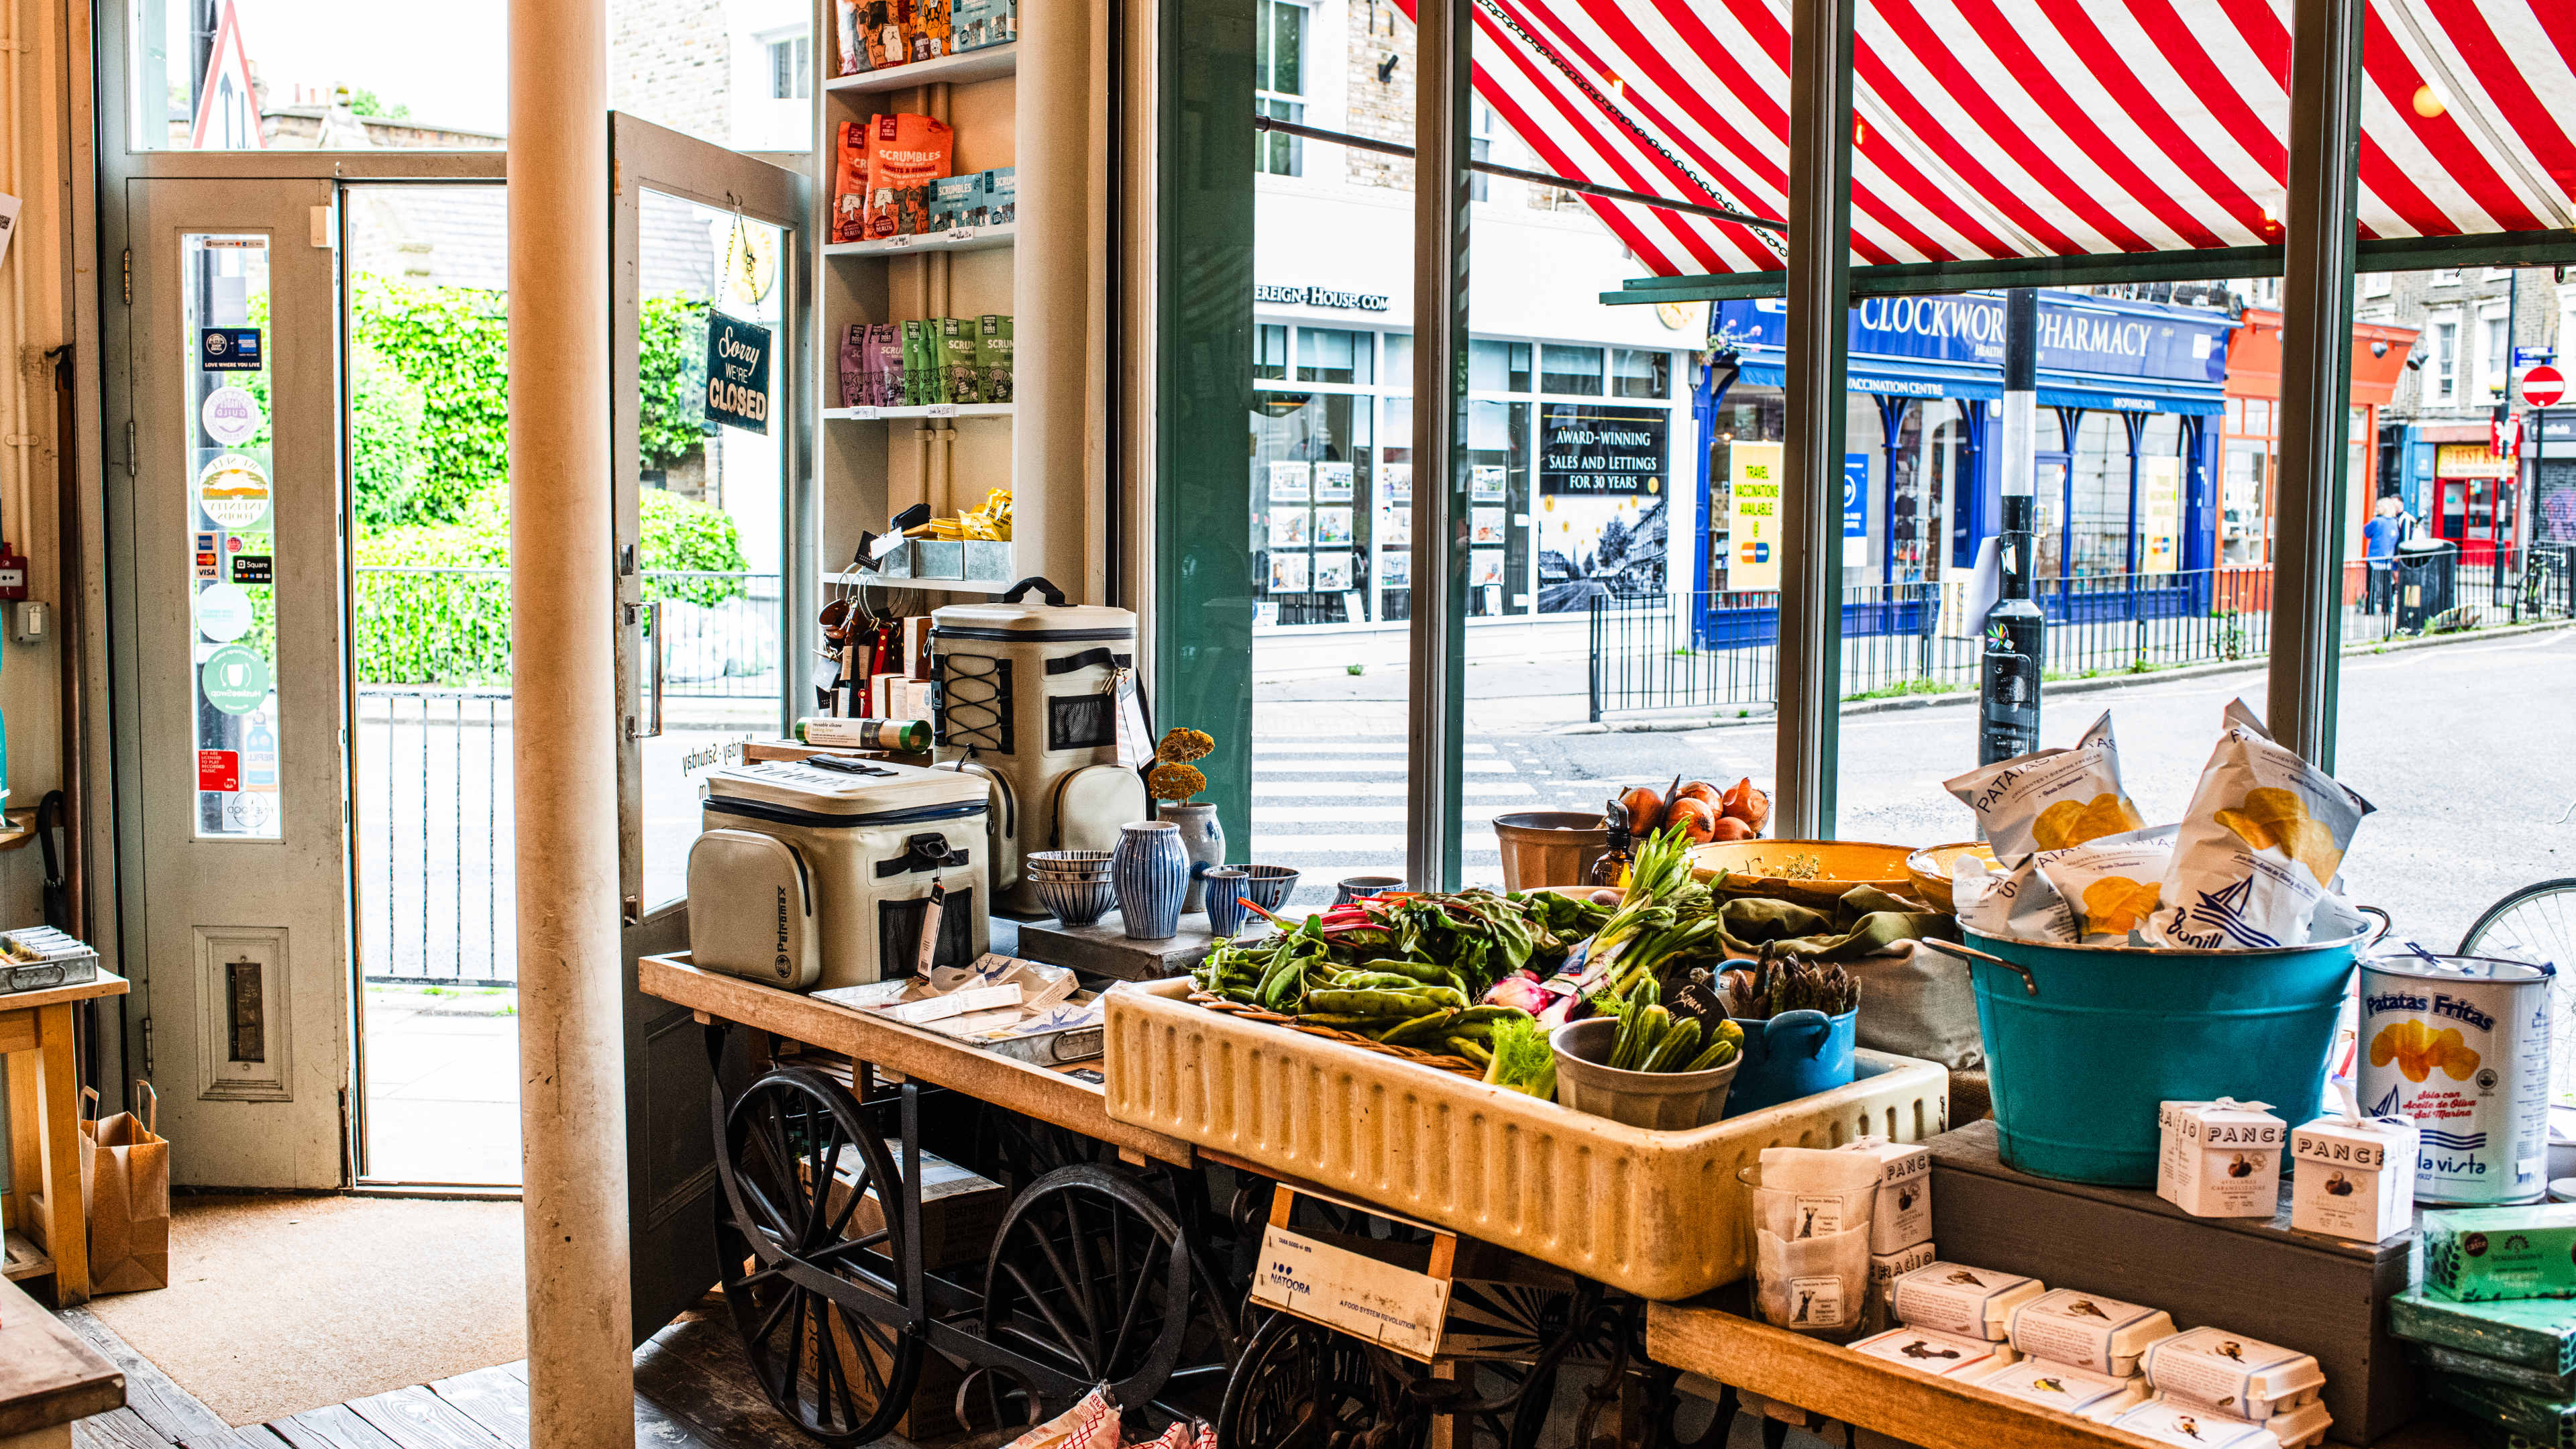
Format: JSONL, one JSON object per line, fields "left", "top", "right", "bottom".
{"left": 1692, "top": 290, "right": 2232, "bottom": 643}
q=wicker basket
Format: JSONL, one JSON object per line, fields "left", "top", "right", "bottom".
{"left": 1185, "top": 991, "right": 1484, "bottom": 1077}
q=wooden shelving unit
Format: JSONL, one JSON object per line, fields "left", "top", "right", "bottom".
{"left": 3, "top": 1226, "right": 52, "bottom": 1281}
{"left": 823, "top": 222, "right": 1017, "bottom": 258}
{"left": 822, "top": 42, "right": 1018, "bottom": 95}
{"left": 814, "top": 23, "right": 1019, "bottom": 585}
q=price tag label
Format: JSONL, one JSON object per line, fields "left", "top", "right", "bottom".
{"left": 885, "top": 233, "right": 911, "bottom": 250}
{"left": 926, "top": 403, "right": 959, "bottom": 418}
{"left": 1250, "top": 1224, "right": 1451, "bottom": 1360}
{"left": 949, "top": 226, "right": 975, "bottom": 243}
{"left": 849, "top": 406, "right": 881, "bottom": 421}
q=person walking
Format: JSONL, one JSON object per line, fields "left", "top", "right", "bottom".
{"left": 2363, "top": 496, "right": 2406, "bottom": 613}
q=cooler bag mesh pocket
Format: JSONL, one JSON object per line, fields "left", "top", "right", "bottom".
{"left": 1046, "top": 692, "right": 1116, "bottom": 752}
{"left": 936, "top": 654, "right": 1012, "bottom": 753}
{"left": 879, "top": 889, "right": 975, "bottom": 979}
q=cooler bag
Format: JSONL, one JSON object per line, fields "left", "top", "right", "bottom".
{"left": 929, "top": 577, "right": 1149, "bottom": 915}
{"left": 691, "top": 755, "right": 989, "bottom": 989}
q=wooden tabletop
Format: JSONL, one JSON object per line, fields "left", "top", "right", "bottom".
{"left": 638, "top": 955, "right": 1197, "bottom": 1167}
{"left": 1646, "top": 1299, "right": 2477, "bottom": 1449}
{"left": 0, "top": 969, "right": 129, "bottom": 1014}
{"left": 0, "top": 1274, "right": 123, "bottom": 1437}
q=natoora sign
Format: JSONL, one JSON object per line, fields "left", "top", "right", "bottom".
{"left": 704, "top": 312, "right": 772, "bottom": 434}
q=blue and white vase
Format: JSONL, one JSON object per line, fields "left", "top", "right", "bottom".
{"left": 1114, "top": 820, "right": 1189, "bottom": 941}
{"left": 1157, "top": 802, "right": 1228, "bottom": 913}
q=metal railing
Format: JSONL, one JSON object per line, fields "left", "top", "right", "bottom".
{"left": 1586, "top": 552, "right": 2569, "bottom": 720}
{"left": 350, "top": 566, "right": 782, "bottom": 985}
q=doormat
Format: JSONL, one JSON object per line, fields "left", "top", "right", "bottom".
{"left": 81, "top": 1193, "right": 526, "bottom": 1426}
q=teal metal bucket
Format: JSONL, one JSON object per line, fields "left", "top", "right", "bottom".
{"left": 1951, "top": 911, "right": 2388, "bottom": 1187}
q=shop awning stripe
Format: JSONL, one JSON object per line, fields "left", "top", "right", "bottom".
{"left": 1451, "top": 0, "right": 2576, "bottom": 276}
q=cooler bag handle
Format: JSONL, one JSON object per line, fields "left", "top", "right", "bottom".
{"left": 1000, "top": 576, "right": 1067, "bottom": 606}
{"left": 875, "top": 832, "right": 972, "bottom": 877}
{"left": 1044, "top": 647, "right": 1134, "bottom": 676}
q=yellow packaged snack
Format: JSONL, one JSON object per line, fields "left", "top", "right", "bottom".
{"left": 2148, "top": 699, "right": 2372, "bottom": 950}
{"left": 1943, "top": 710, "right": 2143, "bottom": 867}
{"left": 2036, "top": 828, "right": 2176, "bottom": 945}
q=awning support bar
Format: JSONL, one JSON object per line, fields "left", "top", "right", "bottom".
{"left": 1252, "top": 114, "right": 1788, "bottom": 233}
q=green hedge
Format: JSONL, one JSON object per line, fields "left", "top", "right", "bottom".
{"left": 355, "top": 490, "right": 751, "bottom": 686}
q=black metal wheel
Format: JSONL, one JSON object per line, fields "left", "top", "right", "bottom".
{"left": 714, "top": 1066, "right": 925, "bottom": 1446}
{"left": 1216, "top": 1311, "right": 1420, "bottom": 1449}
{"left": 979, "top": 1163, "right": 1234, "bottom": 1420}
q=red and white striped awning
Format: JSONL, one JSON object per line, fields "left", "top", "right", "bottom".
{"left": 1436, "top": 0, "right": 2576, "bottom": 275}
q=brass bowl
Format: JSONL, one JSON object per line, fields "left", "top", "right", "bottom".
{"left": 1904, "top": 841, "right": 1997, "bottom": 914}
{"left": 1684, "top": 839, "right": 1917, "bottom": 910}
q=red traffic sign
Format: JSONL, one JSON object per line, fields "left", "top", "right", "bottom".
{"left": 2524, "top": 365, "right": 2565, "bottom": 407}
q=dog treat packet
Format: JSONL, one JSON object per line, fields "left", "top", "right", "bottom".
{"left": 942, "top": 318, "right": 983, "bottom": 405}
{"left": 2037, "top": 826, "right": 2178, "bottom": 945}
{"left": 865, "top": 0, "right": 913, "bottom": 69}
{"left": 837, "top": 324, "right": 867, "bottom": 409}
{"left": 2148, "top": 699, "right": 2372, "bottom": 950}
{"left": 832, "top": 120, "right": 871, "bottom": 243}
{"left": 1943, "top": 710, "right": 2143, "bottom": 867}
{"left": 1953, "top": 851, "right": 2076, "bottom": 943}
{"left": 861, "top": 112, "right": 953, "bottom": 241}
{"left": 868, "top": 323, "right": 904, "bottom": 407}
{"left": 928, "top": 174, "right": 978, "bottom": 233}
{"left": 912, "top": 0, "right": 952, "bottom": 59}
{"left": 833, "top": 0, "right": 867, "bottom": 74}
{"left": 1755, "top": 1146, "right": 1882, "bottom": 1242}
{"left": 980, "top": 313, "right": 1014, "bottom": 402}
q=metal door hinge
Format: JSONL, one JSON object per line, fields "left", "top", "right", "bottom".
{"left": 121, "top": 249, "right": 130, "bottom": 305}
{"left": 623, "top": 895, "right": 641, "bottom": 924}
{"left": 123, "top": 418, "right": 137, "bottom": 478}
{"left": 140, "top": 1014, "right": 154, "bottom": 1078}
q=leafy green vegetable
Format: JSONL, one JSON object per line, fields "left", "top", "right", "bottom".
{"left": 1483, "top": 1016, "right": 1558, "bottom": 1100}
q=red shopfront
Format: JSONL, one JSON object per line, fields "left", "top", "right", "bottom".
{"left": 2425, "top": 434, "right": 2519, "bottom": 566}
{"left": 2219, "top": 309, "right": 2416, "bottom": 602}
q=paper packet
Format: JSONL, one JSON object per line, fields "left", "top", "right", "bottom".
{"left": 2036, "top": 826, "right": 2177, "bottom": 945}
{"left": 1943, "top": 710, "right": 2143, "bottom": 867}
{"left": 860, "top": 111, "right": 954, "bottom": 241}
{"left": 2147, "top": 700, "right": 2372, "bottom": 951}
{"left": 1953, "top": 851, "right": 2075, "bottom": 943}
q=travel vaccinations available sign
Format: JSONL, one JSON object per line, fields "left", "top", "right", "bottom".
{"left": 704, "top": 312, "right": 772, "bottom": 434}
{"left": 1842, "top": 452, "right": 1870, "bottom": 568}
{"left": 2139, "top": 456, "right": 2184, "bottom": 572}
{"left": 1729, "top": 442, "right": 1784, "bottom": 592}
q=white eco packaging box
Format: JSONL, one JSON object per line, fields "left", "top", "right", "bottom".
{"left": 2290, "top": 1110, "right": 2419, "bottom": 1244}
{"left": 1841, "top": 1135, "right": 1933, "bottom": 1253}
{"left": 2157, "top": 1098, "right": 2286, "bottom": 1218}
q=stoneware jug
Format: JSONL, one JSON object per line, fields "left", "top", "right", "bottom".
{"left": 1157, "top": 801, "right": 1226, "bottom": 912}
{"left": 1113, "top": 820, "right": 1187, "bottom": 941}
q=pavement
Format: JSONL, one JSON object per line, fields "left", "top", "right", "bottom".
{"left": 360, "top": 984, "right": 521, "bottom": 1185}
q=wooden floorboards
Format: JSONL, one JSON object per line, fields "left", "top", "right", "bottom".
{"left": 59, "top": 1298, "right": 904, "bottom": 1449}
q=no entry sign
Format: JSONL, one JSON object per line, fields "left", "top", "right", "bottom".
{"left": 2524, "top": 365, "right": 2565, "bottom": 407}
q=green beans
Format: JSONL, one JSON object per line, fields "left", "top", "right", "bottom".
{"left": 1306, "top": 985, "right": 1470, "bottom": 1018}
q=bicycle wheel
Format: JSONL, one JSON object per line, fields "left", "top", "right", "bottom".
{"left": 2459, "top": 879, "right": 2576, "bottom": 1104}
{"left": 2459, "top": 879, "right": 2576, "bottom": 967}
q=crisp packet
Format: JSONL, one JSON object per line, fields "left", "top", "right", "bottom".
{"left": 2037, "top": 826, "right": 2177, "bottom": 945}
{"left": 2147, "top": 700, "right": 2372, "bottom": 951}
{"left": 1943, "top": 710, "right": 2144, "bottom": 867}
{"left": 1953, "top": 851, "right": 2075, "bottom": 943}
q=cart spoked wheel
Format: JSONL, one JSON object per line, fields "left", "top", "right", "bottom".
{"left": 979, "top": 1163, "right": 1234, "bottom": 1419}
{"left": 715, "top": 1066, "right": 924, "bottom": 1447}
{"left": 1216, "top": 1312, "right": 1419, "bottom": 1449}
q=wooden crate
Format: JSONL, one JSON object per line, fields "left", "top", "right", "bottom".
{"left": 1928, "top": 1120, "right": 2416, "bottom": 1444}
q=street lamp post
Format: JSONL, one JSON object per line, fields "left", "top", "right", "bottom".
{"left": 1980, "top": 288, "right": 2045, "bottom": 764}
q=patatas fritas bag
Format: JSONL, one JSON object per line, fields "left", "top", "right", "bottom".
{"left": 80, "top": 1082, "right": 170, "bottom": 1294}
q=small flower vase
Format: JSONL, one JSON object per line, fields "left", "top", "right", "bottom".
{"left": 1157, "top": 801, "right": 1227, "bottom": 914}
{"left": 1113, "top": 820, "right": 1188, "bottom": 941}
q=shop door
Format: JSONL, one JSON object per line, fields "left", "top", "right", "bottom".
{"left": 115, "top": 179, "right": 352, "bottom": 1187}
{"left": 610, "top": 114, "right": 808, "bottom": 1338}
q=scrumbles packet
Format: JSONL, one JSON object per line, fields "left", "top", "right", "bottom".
{"left": 2148, "top": 699, "right": 2371, "bottom": 950}
{"left": 861, "top": 111, "right": 954, "bottom": 241}
{"left": 1943, "top": 710, "right": 2145, "bottom": 867}
{"left": 2038, "top": 826, "right": 2178, "bottom": 945}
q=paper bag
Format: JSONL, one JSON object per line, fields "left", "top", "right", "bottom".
{"left": 80, "top": 1082, "right": 170, "bottom": 1294}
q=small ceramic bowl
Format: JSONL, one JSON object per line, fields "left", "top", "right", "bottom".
{"left": 1224, "top": 864, "right": 1301, "bottom": 913}
{"left": 1034, "top": 875, "right": 1116, "bottom": 928}
{"left": 1336, "top": 875, "right": 1405, "bottom": 905}
{"left": 1026, "top": 849, "right": 1114, "bottom": 873}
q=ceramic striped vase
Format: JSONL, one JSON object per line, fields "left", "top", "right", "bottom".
{"left": 1113, "top": 820, "right": 1188, "bottom": 941}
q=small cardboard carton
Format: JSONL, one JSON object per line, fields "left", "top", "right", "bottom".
{"left": 1866, "top": 1240, "right": 1937, "bottom": 1327}
{"left": 1962, "top": 1356, "right": 2145, "bottom": 1415}
{"left": 2157, "top": 1097, "right": 2286, "bottom": 1218}
{"left": 1841, "top": 1136, "right": 1933, "bottom": 1254}
{"left": 2291, "top": 1109, "right": 2418, "bottom": 1244}
{"left": 2424, "top": 1205, "right": 2576, "bottom": 1303}
{"left": 1849, "top": 1324, "right": 2013, "bottom": 1377}
{"left": 1888, "top": 1261, "right": 2043, "bottom": 1342}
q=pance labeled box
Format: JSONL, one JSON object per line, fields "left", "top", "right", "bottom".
{"left": 2158, "top": 1098, "right": 2286, "bottom": 1219}
{"left": 2291, "top": 1110, "right": 2418, "bottom": 1244}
